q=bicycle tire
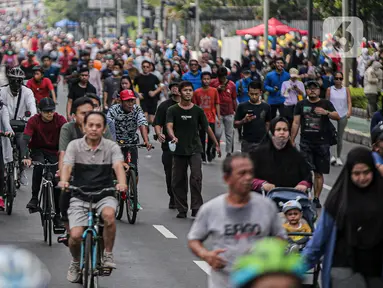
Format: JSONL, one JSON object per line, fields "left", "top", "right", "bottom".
{"left": 115, "top": 192, "right": 124, "bottom": 220}
{"left": 5, "top": 171, "right": 15, "bottom": 215}
{"left": 126, "top": 170, "right": 137, "bottom": 224}
{"left": 83, "top": 233, "right": 94, "bottom": 288}
{"left": 14, "top": 164, "right": 20, "bottom": 189}
{"left": 47, "top": 184, "right": 53, "bottom": 247}
{"left": 42, "top": 186, "right": 48, "bottom": 242}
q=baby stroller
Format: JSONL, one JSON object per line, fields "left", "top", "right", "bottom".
{"left": 265, "top": 187, "right": 320, "bottom": 288}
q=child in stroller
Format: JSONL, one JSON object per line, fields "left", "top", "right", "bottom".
{"left": 282, "top": 200, "right": 312, "bottom": 245}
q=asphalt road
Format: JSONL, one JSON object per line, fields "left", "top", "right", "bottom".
{"left": 0, "top": 80, "right": 362, "bottom": 287}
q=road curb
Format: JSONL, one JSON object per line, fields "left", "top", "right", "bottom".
{"left": 352, "top": 107, "right": 368, "bottom": 118}
{"left": 344, "top": 128, "right": 371, "bottom": 147}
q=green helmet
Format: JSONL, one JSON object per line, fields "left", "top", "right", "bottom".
{"left": 230, "top": 238, "right": 307, "bottom": 288}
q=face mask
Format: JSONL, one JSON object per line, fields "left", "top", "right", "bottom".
{"left": 112, "top": 70, "right": 120, "bottom": 76}
{"left": 232, "top": 68, "right": 237, "bottom": 73}
{"left": 165, "top": 65, "right": 171, "bottom": 70}
{"left": 272, "top": 135, "right": 289, "bottom": 150}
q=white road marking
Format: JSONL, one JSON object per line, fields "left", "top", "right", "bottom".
{"left": 323, "top": 184, "right": 332, "bottom": 190}
{"left": 194, "top": 260, "right": 211, "bottom": 275}
{"left": 152, "top": 225, "right": 178, "bottom": 239}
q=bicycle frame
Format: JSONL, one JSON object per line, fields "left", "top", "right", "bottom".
{"left": 80, "top": 199, "right": 100, "bottom": 271}
{"left": 38, "top": 164, "right": 57, "bottom": 216}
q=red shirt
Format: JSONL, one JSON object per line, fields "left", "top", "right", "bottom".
{"left": 26, "top": 78, "right": 54, "bottom": 103}
{"left": 21, "top": 59, "right": 39, "bottom": 68}
{"left": 210, "top": 79, "right": 237, "bottom": 116}
{"left": 193, "top": 87, "right": 220, "bottom": 123}
{"left": 24, "top": 113, "right": 67, "bottom": 155}
{"left": 59, "top": 55, "right": 72, "bottom": 73}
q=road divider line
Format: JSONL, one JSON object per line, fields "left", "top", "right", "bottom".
{"left": 153, "top": 225, "right": 178, "bottom": 239}
{"left": 194, "top": 260, "right": 211, "bottom": 275}
{"left": 323, "top": 184, "right": 332, "bottom": 190}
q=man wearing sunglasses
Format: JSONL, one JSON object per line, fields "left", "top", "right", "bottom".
{"left": 182, "top": 59, "right": 202, "bottom": 90}
{"left": 66, "top": 67, "right": 97, "bottom": 121}
{"left": 291, "top": 80, "right": 340, "bottom": 208}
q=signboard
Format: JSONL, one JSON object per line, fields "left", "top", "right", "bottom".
{"left": 221, "top": 36, "right": 242, "bottom": 64}
{"left": 88, "top": 0, "right": 115, "bottom": 9}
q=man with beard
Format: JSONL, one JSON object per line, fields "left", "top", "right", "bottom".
{"left": 291, "top": 80, "right": 340, "bottom": 208}
{"left": 166, "top": 81, "right": 221, "bottom": 218}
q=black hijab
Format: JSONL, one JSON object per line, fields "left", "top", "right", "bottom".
{"left": 325, "top": 147, "right": 383, "bottom": 248}
{"left": 250, "top": 117, "right": 312, "bottom": 188}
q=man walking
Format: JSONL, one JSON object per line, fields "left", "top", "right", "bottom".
{"left": 210, "top": 67, "right": 237, "bottom": 157}
{"left": 153, "top": 82, "right": 181, "bottom": 209}
{"left": 291, "top": 80, "right": 340, "bottom": 208}
{"left": 166, "top": 81, "right": 221, "bottom": 218}
{"left": 264, "top": 58, "right": 290, "bottom": 119}
{"left": 234, "top": 81, "right": 271, "bottom": 153}
{"left": 182, "top": 59, "right": 202, "bottom": 90}
{"left": 188, "top": 153, "right": 286, "bottom": 288}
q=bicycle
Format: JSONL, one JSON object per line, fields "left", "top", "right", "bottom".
{"left": 115, "top": 142, "right": 151, "bottom": 224}
{"left": 29, "top": 161, "right": 64, "bottom": 246}
{"left": 0, "top": 132, "right": 16, "bottom": 215}
{"left": 65, "top": 185, "right": 116, "bottom": 287}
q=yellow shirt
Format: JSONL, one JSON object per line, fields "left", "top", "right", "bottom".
{"left": 283, "top": 222, "right": 312, "bottom": 242}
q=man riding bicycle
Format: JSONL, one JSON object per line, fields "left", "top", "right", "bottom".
{"left": 59, "top": 111, "right": 127, "bottom": 283}
{"left": 107, "top": 89, "right": 151, "bottom": 208}
{"left": 21, "top": 97, "right": 66, "bottom": 230}
{"left": 0, "top": 66, "right": 37, "bottom": 185}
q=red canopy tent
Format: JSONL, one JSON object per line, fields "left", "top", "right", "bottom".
{"left": 236, "top": 18, "right": 307, "bottom": 36}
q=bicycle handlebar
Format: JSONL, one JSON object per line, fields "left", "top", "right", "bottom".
{"left": 118, "top": 143, "right": 154, "bottom": 149}
{"left": 66, "top": 185, "right": 116, "bottom": 198}
{"left": 31, "top": 161, "right": 59, "bottom": 167}
{"left": 0, "top": 132, "right": 14, "bottom": 138}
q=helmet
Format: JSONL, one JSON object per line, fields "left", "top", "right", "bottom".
{"left": 7, "top": 66, "right": 25, "bottom": 79}
{"left": 32, "top": 66, "right": 44, "bottom": 73}
{"left": 0, "top": 245, "right": 51, "bottom": 287}
{"left": 230, "top": 238, "right": 307, "bottom": 288}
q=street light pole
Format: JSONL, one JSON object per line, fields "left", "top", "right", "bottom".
{"left": 194, "top": 0, "right": 200, "bottom": 51}
{"left": 116, "top": 0, "right": 121, "bottom": 37}
{"left": 137, "top": 0, "right": 142, "bottom": 36}
{"left": 342, "top": 0, "right": 349, "bottom": 86}
{"left": 264, "top": 0, "right": 269, "bottom": 55}
{"left": 308, "top": 0, "right": 313, "bottom": 60}
{"left": 100, "top": 0, "right": 104, "bottom": 38}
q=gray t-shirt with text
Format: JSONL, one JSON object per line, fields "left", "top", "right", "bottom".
{"left": 187, "top": 193, "right": 286, "bottom": 288}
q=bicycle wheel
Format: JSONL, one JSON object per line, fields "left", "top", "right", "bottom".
{"left": 5, "top": 171, "right": 15, "bottom": 215}
{"left": 83, "top": 233, "right": 95, "bottom": 288}
{"left": 126, "top": 170, "right": 137, "bottom": 224}
{"left": 115, "top": 192, "right": 124, "bottom": 220}
{"left": 47, "top": 184, "right": 53, "bottom": 247}
{"left": 42, "top": 187, "right": 48, "bottom": 242}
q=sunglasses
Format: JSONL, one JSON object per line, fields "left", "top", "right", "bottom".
{"left": 334, "top": 77, "right": 343, "bottom": 80}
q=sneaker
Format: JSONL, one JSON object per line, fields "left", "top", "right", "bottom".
{"left": 20, "top": 170, "right": 28, "bottom": 186}
{"left": 0, "top": 197, "right": 4, "bottom": 211}
{"left": 53, "top": 215, "right": 65, "bottom": 230}
{"left": 168, "top": 199, "right": 176, "bottom": 210}
{"left": 330, "top": 156, "right": 336, "bottom": 166}
{"left": 26, "top": 197, "right": 38, "bottom": 210}
{"left": 191, "top": 209, "right": 199, "bottom": 217}
{"left": 336, "top": 158, "right": 343, "bottom": 166}
{"left": 136, "top": 202, "right": 143, "bottom": 211}
{"left": 207, "top": 151, "right": 213, "bottom": 163}
{"left": 176, "top": 212, "right": 187, "bottom": 218}
{"left": 103, "top": 251, "right": 116, "bottom": 269}
{"left": 67, "top": 260, "right": 81, "bottom": 283}
{"left": 313, "top": 197, "right": 322, "bottom": 209}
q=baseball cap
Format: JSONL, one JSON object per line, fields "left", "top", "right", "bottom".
{"left": 305, "top": 80, "right": 320, "bottom": 89}
{"left": 289, "top": 68, "right": 299, "bottom": 78}
{"left": 39, "top": 97, "right": 56, "bottom": 111}
{"left": 282, "top": 200, "right": 302, "bottom": 214}
{"left": 243, "top": 69, "right": 251, "bottom": 75}
{"left": 27, "top": 51, "right": 35, "bottom": 56}
{"left": 120, "top": 89, "right": 136, "bottom": 101}
{"left": 371, "top": 122, "right": 383, "bottom": 144}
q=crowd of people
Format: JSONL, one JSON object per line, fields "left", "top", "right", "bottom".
{"left": 0, "top": 26, "right": 383, "bottom": 288}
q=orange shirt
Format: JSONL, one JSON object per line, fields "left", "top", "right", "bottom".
{"left": 193, "top": 87, "right": 220, "bottom": 123}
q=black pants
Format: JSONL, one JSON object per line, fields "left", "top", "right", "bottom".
{"left": 0, "top": 145, "right": 4, "bottom": 198}
{"left": 172, "top": 154, "right": 203, "bottom": 213}
{"left": 31, "top": 150, "right": 60, "bottom": 215}
{"left": 283, "top": 105, "right": 296, "bottom": 128}
{"left": 162, "top": 150, "right": 175, "bottom": 203}
{"left": 270, "top": 104, "right": 284, "bottom": 119}
{"left": 199, "top": 123, "right": 215, "bottom": 161}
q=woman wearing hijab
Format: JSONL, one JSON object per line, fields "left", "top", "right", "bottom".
{"left": 251, "top": 117, "right": 312, "bottom": 193}
{"left": 303, "top": 147, "right": 383, "bottom": 288}
{"left": 228, "top": 62, "right": 241, "bottom": 83}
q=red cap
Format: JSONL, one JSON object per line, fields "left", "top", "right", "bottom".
{"left": 120, "top": 89, "right": 136, "bottom": 101}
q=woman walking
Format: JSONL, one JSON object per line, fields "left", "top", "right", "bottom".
{"left": 326, "top": 71, "right": 352, "bottom": 166}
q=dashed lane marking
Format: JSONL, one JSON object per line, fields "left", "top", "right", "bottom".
{"left": 194, "top": 260, "right": 211, "bottom": 275}
{"left": 153, "top": 225, "right": 178, "bottom": 239}
{"left": 323, "top": 184, "right": 332, "bottom": 190}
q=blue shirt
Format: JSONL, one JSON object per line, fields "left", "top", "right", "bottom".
{"left": 182, "top": 70, "right": 202, "bottom": 90}
{"left": 263, "top": 70, "right": 290, "bottom": 105}
{"left": 235, "top": 77, "right": 253, "bottom": 103}
{"left": 44, "top": 66, "right": 60, "bottom": 85}
{"left": 371, "top": 111, "right": 383, "bottom": 132}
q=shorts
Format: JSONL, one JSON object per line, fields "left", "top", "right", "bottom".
{"left": 300, "top": 141, "right": 331, "bottom": 175}
{"left": 141, "top": 101, "right": 157, "bottom": 115}
{"left": 68, "top": 196, "right": 118, "bottom": 229}
{"left": 122, "top": 146, "right": 139, "bottom": 176}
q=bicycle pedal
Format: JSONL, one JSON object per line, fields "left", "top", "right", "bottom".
{"left": 100, "top": 267, "right": 113, "bottom": 276}
{"left": 53, "top": 227, "right": 66, "bottom": 234}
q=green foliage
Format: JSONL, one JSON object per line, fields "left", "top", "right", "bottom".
{"left": 350, "top": 87, "right": 382, "bottom": 109}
